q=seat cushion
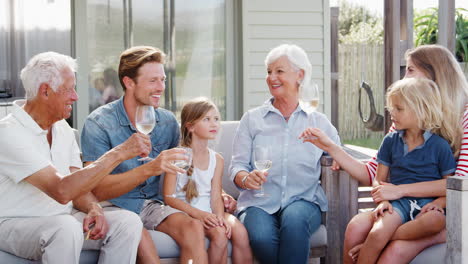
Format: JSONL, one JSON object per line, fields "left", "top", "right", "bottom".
{"left": 213, "top": 121, "right": 240, "bottom": 199}
{"left": 410, "top": 243, "right": 445, "bottom": 264}
{"left": 0, "top": 225, "right": 326, "bottom": 263}
{"left": 0, "top": 250, "right": 99, "bottom": 264}
{"left": 310, "top": 224, "right": 327, "bottom": 247}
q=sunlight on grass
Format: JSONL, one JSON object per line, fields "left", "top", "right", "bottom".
{"left": 343, "top": 137, "right": 382, "bottom": 150}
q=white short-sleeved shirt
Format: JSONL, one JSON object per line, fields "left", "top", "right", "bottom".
{"left": 0, "top": 100, "right": 82, "bottom": 217}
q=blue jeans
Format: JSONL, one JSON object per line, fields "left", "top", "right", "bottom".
{"left": 239, "top": 200, "right": 322, "bottom": 264}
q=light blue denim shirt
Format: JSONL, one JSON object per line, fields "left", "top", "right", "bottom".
{"left": 230, "top": 98, "right": 340, "bottom": 214}
{"left": 81, "top": 97, "right": 180, "bottom": 214}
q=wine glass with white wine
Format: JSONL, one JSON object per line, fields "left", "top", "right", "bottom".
{"left": 253, "top": 146, "right": 272, "bottom": 197}
{"left": 173, "top": 147, "right": 193, "bottom": 172}
{"left": 135, "top": 105, "right": 156, "bottom": 161}
{"left": 301, "top": 83, "right": 320, "bottom": 111}
{"left": 170, "top": 147, "right": 193, "bottom": 197}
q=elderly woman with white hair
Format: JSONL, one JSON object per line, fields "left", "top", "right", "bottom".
{"left": 229, "top": 44, "right": 340, "bottom": 264}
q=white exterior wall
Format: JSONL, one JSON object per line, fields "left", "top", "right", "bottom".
{"left": 241, "top": 0, "right": 331, "bottom": 118}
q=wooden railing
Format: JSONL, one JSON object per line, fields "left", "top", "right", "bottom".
{"left": 447, "top": 176, "right": 468, "bottom": 263}
{"left": 320, "top": 147, "right": 371, "bottom": 263}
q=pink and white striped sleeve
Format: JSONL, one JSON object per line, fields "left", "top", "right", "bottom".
{"left": 365, "top": 125, "right": 396, "bottom": 185}
{"left": 455, "top": 105, "right": 468, "bottom": 177}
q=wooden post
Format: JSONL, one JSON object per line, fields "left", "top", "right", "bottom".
{"left": 384, "top": 0, "right": 400, "bottom": 132}
{"left": 399, "top": 0, "right": 413, "bottom": 71}
{"left": 438, "top": 0, "right": 456, "bottom": 53}
{"left": 321, "top": 153, "right": 360, "bottom": 264}
{"left": 383, "top": 0, "right": 413, "bottom": 133}
{"left": 446, "top": 176, "right": 468, "bottom": 263}
{"left": 330, "top": 7, "right": 339, "bottom": 130}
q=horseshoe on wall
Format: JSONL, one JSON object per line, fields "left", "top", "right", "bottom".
{"left": 358, "top": 81, "right": 384, "bottom": 132}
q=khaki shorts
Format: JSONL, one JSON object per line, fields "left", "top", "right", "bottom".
{"left": 139, "top": 200, "right": 184, "bottom": 230}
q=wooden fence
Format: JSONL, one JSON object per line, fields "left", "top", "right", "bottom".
{"left": 337, "top": 44, "right": 386, "bottom": 141}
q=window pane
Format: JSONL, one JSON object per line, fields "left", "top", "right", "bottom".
{"left": 0, "top": 0, "right": 71, "bottom": 98}
{"left": 87, "top": 0, "right": 125, "bottom": 112}
{"left": 132, "top": 0, "right": 164, "bottom": 48}
{"left": 174, "top": 0, "right": 226, "bottom": 119}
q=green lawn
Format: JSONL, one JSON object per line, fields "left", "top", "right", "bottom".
{"left": 343, "top": 137, "right": 382, "bottom": 150}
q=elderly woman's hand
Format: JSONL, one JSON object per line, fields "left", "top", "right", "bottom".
{"left": 244, "top": 170, "right": 268, "bottom": 190}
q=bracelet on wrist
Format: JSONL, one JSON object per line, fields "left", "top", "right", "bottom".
{"left": 241, "top": 174, "right": 249, "bottom": 189}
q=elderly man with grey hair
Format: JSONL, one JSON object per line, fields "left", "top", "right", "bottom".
{"left": 0, "top": 52, "right": 149, "bottom": 264}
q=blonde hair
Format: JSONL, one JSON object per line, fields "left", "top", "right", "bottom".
{"left": 118, "top": 46, "right": 166, "bottom": 91}
{"left": 180, "top": 97, "right": 219, "bottom": 203}
{"left": 386, "top": 78, "right": 457, "bottom": 153}
{"left": 405, "top": 45, "right": 468, "bottom": 156}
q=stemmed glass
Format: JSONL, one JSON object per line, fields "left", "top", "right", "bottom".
{"left": 135, "top": 105, "right": 156, "bottom": 161}
{"left": 173, "top": 147, "right": 193, "bottom": 172}
{"left": 169, "top": 147, "right": 193, "bottom": 197}
{"left": 253, "top": 146, "right": 272, "bottom": 197}
{"left": 301, "top": 83, "right": 320, "bottom": 111}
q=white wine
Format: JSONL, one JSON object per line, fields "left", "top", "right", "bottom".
{"left": 302, "top": 99, "right": 319, "bottom": 110}
{"left": 309, "top": 99, "right": 319, "bottom": 109}
{"left": 173, "top": 160, "right": 190, "bottom": 170}
{"left": 255, "top": 160, "right": 272, "bottom": 172}
{"left": 136, "top": 123, "right": 155, "bottom": 135}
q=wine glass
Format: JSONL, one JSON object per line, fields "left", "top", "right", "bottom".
{"left": 135, "top": 105, "right": 156, "bottom": 161}
{"left": 253, "top": 146, "right": 272, "bottom": 197}
{"left": 169, "top": 147, "right": 193, "bottom": 198}
{"left": 301, "top": 83, "right": 320, "bottom": 111}
{"left": 173, "top": 147, "right": 193, "bottom": 172}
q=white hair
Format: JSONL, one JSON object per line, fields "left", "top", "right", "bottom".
{"left": 264, "top": 44, "right": 313, "bottom": 96}
{"left": 20, "top": 52, "right": 77, "bottom": 100}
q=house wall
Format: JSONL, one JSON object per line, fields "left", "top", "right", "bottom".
{"left": 241, "top": 0, "right": 331, "bottom": 118}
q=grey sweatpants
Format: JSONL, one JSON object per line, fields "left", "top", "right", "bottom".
{"left": 0, "top": 205, "right": 142, "bottom": 264}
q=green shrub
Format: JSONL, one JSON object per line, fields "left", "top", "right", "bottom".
{"left": 414, "top": 8, "right": 468, "bottom": 62}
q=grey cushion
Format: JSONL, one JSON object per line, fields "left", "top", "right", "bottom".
{"left": 0, "top": 225, "right": 326, "bottom": 263}
{"left": 0, "top": 250, "right": 99, "bottom": 264}
{"left": 410, "top": 243, "right": 445, "bottom": 264}
{"left": 212, "top": 120, "right": 240, "bottom": 198}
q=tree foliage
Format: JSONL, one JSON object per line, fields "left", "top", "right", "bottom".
{"left": 338, "top": 0, "right": 384, "bottom": 44}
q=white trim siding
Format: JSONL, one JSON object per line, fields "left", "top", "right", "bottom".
{"left": 241, "top": 0, "right": 331, "bottom": 118}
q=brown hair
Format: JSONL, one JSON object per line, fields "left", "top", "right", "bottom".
{"left": 180, "top": 97, "right": 219, "bottom": 202}
{"left": 118, "top": 46, "right": 166, "bottom": 91}
{"left": 405, "top": 45, "right": 468, "bottom": 156}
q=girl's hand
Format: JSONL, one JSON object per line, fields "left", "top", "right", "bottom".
{"left": 373, "top": 201, "right": 393, "bottom": 220}
{"left": 200, "top": 212, "right": 222, "bottom": 229}
{"left": 371, "top": 182, "right": 404, "bottom": 203}
{"left": 243, "top": 170, "right": 268, "bottom": 190}
{"left": 421, "top": 202, "right": 444, "bottom": 214}
{"left": 299, "top": 127, "right": 337, "bottom": 152}
{"left": 331, "top": 160, "right": 340, "bottom": 171}
{"left": 217, "top": 215, "right": 232, "bottom": 239}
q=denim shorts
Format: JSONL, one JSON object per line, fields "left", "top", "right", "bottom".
{"left": 391, "top": 197, "right": 435, "bottom": 224}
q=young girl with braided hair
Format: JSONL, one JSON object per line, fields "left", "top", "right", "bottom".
{"left": 163, "top": 97, "right": 252, "bottom": 264}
